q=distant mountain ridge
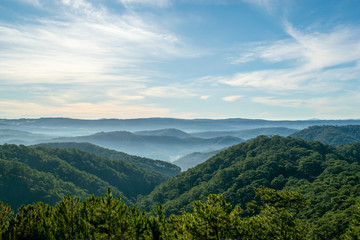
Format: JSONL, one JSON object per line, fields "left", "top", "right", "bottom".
{"left": 135, "top": 128, "right": 193, "bottom": 138}
{"left": 0, "top": 129, "right": 50, "bottom": 145}
{"left": 50, "top": 131, "right": 243, "bottom": 161}
{"left": 2, "top": 117, "right": 360, "bottom": 133}
{"left": 191, "top": 127, "right": 297, "bottom": 139}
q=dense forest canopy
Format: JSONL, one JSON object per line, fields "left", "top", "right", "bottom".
{"left": 0, "top": 187, "right": 313, "bottom": 239}
{"left": 138, "top": 135, "right": 360, "bottom": 239}
{"left": 34, "top": 142, "right": 180, "bottom": 177}
{"left": 291, "top": 125, "right": 360, "bottom": 145}
{"left": 1, "top": 130, "right": 360, "bottom": 239}
{"left": 0, "top": 144, "right": 169, "bottom": 209}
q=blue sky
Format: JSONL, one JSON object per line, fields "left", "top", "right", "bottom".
{"left": 0, "top": 0, "right": 360, "bottom": 120}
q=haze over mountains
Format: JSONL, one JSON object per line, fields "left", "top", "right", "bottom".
{"left": 2, "top": 118, "right": 360, "bottom": 238}
{"left": 2, "top": 118, "right": 360, "bottom": 163}
{"left": 2, "top": 117, "right": 360, "bottom": 134}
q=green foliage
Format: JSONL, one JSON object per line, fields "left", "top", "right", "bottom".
{"left": 139, "top": 135, "right": 360, "bottom": 239}
{"left": 169, "top": 194, "right": 242, "bottom": 239}
{"left": 291, "top": 125, "right": 360, "bottom": 145}
{"left": 0, "top": 144, "right": 169, "bottom": 209}
{"left": 0, "top": 202, "right": 13, "bottom": 239}
{"left": 35, "top": 142, "right": 181, "bottom": 177}
{"left": 2, "top": 135, "right": 360, "bottom": 239}
{"left": 345, "top": 200, "right": 360, "bottom": 240}
{"left": 0, "top": 188, "right": 308, "bottom": 240}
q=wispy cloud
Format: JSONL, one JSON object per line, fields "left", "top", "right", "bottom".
{"left": 222, "top": 95, "right": 243, "bottom": 102}
{"left": 0, "top": 0, "right": 187, "bottom": 85}
{"left": 222, "top": 23, "right": 360, "bottom": 92}
{"left": 119, "top": 0, "right": 171, "bottom": 8}
{"left": 142, "top": 86, "right": 196, "bottom": 98}
{"left": 250, "top": 95, "right": 359, "bottom": 119}
{"left": 0, "top": 0, "right": 200, "bottom": 118}
{"left": 242, "top": 0, "right": 278, "bottom": 13}
{"left": 252, "top": 97, "right": 303, "bottom": 108}
{"left": 200, "top": 95, "right": 210, "bottom": 100}
{"left": 0, "top": 100, "right": 173, "bottom": 119}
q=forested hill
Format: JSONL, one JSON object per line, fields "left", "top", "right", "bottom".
{"left": 173, "top": 149, "right": 222, "bottom": 171}
{"left": 290, "top": 125, "right": 360, "bottom": 145}
{"left": 137, "top": 135, "right": 360, "bottom": 239}
{"left": 0, "top": 144, "right": 169, "bottom": 209}
{"left": 34, "top": 142, "right": 180, "bottom": 177}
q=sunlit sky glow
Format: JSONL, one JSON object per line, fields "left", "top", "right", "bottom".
{"left": 1, "top": 0, "right": 360, "bottom": 120}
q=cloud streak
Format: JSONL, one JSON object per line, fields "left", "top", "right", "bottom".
{"left": 222, "top": 95, "right": 243, "bottom": 102}
{"left": 119, "top": 0, "right": 171, "bottom": 8}
{"left": 0, "top": 100, "right": 174, "bottom": 119}
{"left": 0, "top": 0, "right": 187, "bottom": 85}
{"left": 222, "top": 23, "right": 360, "bottom": 92}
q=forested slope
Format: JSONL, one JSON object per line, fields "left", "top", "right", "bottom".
{"left": 34, "top": 142, "right": 180, "bottom": 177}
{"left": 0, "top": 144, "right": 169, "bottom": 209}
{"left": 138, "top": 135, "right": 360, "bottom": 239}
{"left": 291, "top": 125, "right": 360, "bottom": 145}
{"left": 173, "top": 149, "right": 221, "bottom": 171}
{"left": 0, "top": 187, "right": 313, "bottom": 240}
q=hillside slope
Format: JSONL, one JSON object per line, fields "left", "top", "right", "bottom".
{"left": 138, "top": 136, "right": 360, "bottom": 239}
{"left": 173, "top": 149, "right": 222, "bottom": 171}
{"left": 0, "top": 144, "right": 168, "bottom": 209}
{"left": 291, "top": 125, "right": 360, "bottom": 145}
{"left": 34, "top": 142, "right": 180, "bottom": 177}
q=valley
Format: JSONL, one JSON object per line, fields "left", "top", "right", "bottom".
{"left": 1, "top": 118, "right": 360, "bottom": 239}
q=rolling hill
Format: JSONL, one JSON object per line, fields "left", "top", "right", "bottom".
{"left": 191, "top": 127, "right": 298, "bottom": 139}
{"left": 35, "top": 142, "right": 181, "bottom": 177}
{"left": 50, "top": 131, "right": 243, "bottom": 161}
{"left": 0, "top": 144, "right": 169, "bottom": 209}
{"left": 291, "top": 125, "right": 360, "bottom": 145}
{"left": 173, "top": 149, "right": 222, "bottom": 171}
{"left": 137, "top": 135, "right": 360, "bottom": 239}
{"left": 0, "top": 129, "right": 50, "bottom": 145}
{"left": 135, "top": 128, "right": 193, "bottom": 138}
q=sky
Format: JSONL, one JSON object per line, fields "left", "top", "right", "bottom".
{"left": 0, "top": 0, "right": 360, "bottom": 120}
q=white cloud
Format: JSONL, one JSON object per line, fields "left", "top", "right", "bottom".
{"left": 250, "top": 94, "right": 360, "bottom": 119}
{"left": 0, "top": 0, "right": 187, "bottom": 85}
{"left": 229, "top": 53, "right": 256, "bottom": 64}
{"left": 222, "top": 95, "right": 243, "bottom": 102}
{"left": 220, "top": 70, "right": 302, "bottom": 91}
{"left": 238, "top": 24, "right": 360, "bottom": 69}
{"left": 222, "top": 24, "right": 360, "bottom": 92}
{"left": 200, "top": 95, "right": 210, "bottom": 100}
{"left": 284, "top": 23, "right": 360, "bottom": 71}
{"left": 0, "top": 100, "right": 173, "bottom": 119}
{"left": 119, "top": 0, "right": 171, "bottom": 8}
{"left": 252, "top": 97, "right": 303, "bottom": 108}
{"left": 242, "top": 0, "right": 278, "bottom": 13}
{"left": 142, "top": 86, "right": 196, "bottom": 98}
